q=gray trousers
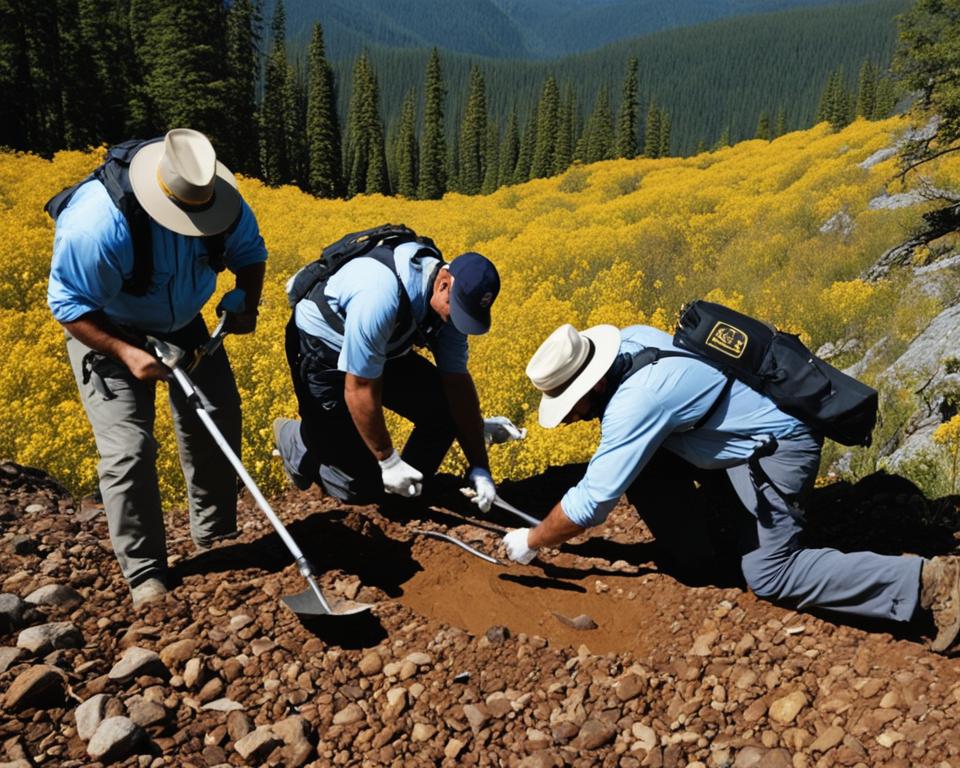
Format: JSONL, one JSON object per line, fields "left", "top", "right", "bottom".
{"left": 727, "top": 432, "right": 921, "bottom": 622}
{"left": 66, "top": 315, "right": 241, "bottom": 587}
{"left": 629, "top": 433, "right": 922, "bottom": 622}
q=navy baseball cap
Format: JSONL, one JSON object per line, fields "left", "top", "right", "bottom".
{"left": 447, "top": 252, "right": 500, "bottom": 335}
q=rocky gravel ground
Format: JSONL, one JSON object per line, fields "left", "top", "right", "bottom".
{"left": 2, "top": 458, "right": 960, "bottom": 767}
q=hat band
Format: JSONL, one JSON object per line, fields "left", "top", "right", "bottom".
{"left": 156, "top": 169, "right": 215, "bottom": 211}
{"left": 544, "top": 339, "right": 595, "bottom": 398}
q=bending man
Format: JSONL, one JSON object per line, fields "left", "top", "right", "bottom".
{"left": 47, "top": 129, "right": 266, "bottom": 607}
{"left": 503, "top": 322, "right": 960, "bottom": 653}
{"left": 275, "top": 232, "right": 500, "bottom": 510}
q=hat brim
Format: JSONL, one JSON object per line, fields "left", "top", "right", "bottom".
{"left": 128, "top": 141, "right": 242, "bottom": 237}
{"left": 449, "top": 289, "right": 491, "bottom": 335}
{"left": 538, "top": 325, "right": 622, "bottom": 429}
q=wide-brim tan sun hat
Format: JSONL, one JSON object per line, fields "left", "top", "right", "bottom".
{"left": 526, "top": 323, "right": 622, "bottom": 429}
{"left": 128, "top": 128, "right": 241, "bottom": 237}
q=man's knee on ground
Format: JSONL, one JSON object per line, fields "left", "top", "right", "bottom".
{"left": 741, "top": 548, "right": 796, "bottom": 601}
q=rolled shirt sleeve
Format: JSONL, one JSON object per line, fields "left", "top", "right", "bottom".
{"left": 48, "top": 232, "right": 117, "bottom": 322}
{"left": 48, "top": 180, "right": 268, "bottom": 332}
{"left": 223, "top": 200, "right": 267, "bottom": 270}
{"left": 48, "top": 204, "right": 130, "bottom": 323}
{"left": 561, "top": 389, "right": 677, "bottom": 528}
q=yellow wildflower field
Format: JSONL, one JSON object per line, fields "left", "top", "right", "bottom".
{"left": 2, "top": 117, "right": 957, "bottom": 504}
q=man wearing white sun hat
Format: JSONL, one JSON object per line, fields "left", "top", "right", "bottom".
{"left": 504, "top": 322, "right": 960, "bottom": 653}
{"left": 46, "top": 128, "right": 267, "bottom": 608}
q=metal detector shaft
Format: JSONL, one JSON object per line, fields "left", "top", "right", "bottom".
{"left": 459, "top": 487, "right": 541, "bottom": 527}
{"left": 411, "top": 528, "right": 501, "bottom": 564}
{"left": 167, "top": 365, "right": 333, "bottom": 614}
{"left": 492, "top": 494, "right": 541, "bottom": 527}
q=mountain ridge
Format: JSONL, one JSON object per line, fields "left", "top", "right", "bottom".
{"left": 279, "top": 0, "right": 874, "bottom": 60}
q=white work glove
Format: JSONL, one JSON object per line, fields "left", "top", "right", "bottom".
{"left": 503, "top": 528, "right": 538, "bottom": 565}
{"left": 378, "top": 450, "right": 423, "bottom": 497}
{"left": 467, "top": 467, "right": 496, "bottom": 513}
{"left": 483, "top": 416, "right": 527, "bottom": 446}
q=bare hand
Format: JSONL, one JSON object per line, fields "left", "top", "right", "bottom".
{"left": 122, "top": 347, "right": 171, "bottom": 381}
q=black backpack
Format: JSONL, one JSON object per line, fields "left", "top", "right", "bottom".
{"left": 44, "top": 138, "right": 229, "bottom": 296}
{"left": 634, "top": 300, "right": 878, "bottom": 446}
{"left": 286, "top": 223, "right": 442, "bottom": 348}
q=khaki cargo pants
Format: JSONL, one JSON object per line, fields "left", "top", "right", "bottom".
{"left": 66, "top": 315, "right": 241, "bottom": 588}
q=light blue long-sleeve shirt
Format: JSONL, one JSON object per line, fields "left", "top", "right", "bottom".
{"left": 561, "top": 325, "right": 810, "bottom": 528}
{"left": 293, "top": 240, "right": 469, "bottom": 378}
{"left": 47, "top": 179, "right": 267, "bottom": 333}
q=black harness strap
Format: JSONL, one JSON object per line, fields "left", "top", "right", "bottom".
{"left": 308, "top": 245, "right": 429, "bottom": 352}
{"left": 626, "top": 346, "right": 735, "bottom": 430}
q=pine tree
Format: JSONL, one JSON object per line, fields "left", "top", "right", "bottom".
{"left": 875, "top": 76, "right": 896, "bottom": 118}
{"left": 643, "top": 99, "right": 661, "bottom": 158}
{"left": 129, "top": 0, "right": 230, "bottom": 147}
{"left": 481, "top": 121, "right": 500, "bottom": 194}
{"left": 499, "top": 109, "right": 519, "bottom": 186}
{"left": 816, "top": 68, "right": 852, "bottom": 129}
{"left": 815, "top": 70, "right": 837, "bottom": 123}
{"left": 258, "top": 0, "right": 289, "bottom": 185}
{"left": 513, "top": 112, "right": 537, "bottom": 183}
{"left": 659, "top": 110, "right": 671, "bottom": 157}
{"left": 774, "top": 107, "right": 787, "bottom": 137}
{"left": 57, "top": 0, "right": 101, "bottom": 148}
{"left": 755, "top": 111, "right": 771, "bottom": 140}
{"left": 75, "top": 0, "right": 141, "bottom": 143}
{"left": 856, "top": 59, "right": 878, "bottom": 119}
{"left": 615, "top": 57, "right": 639, "bottom": 158}
{"left": 458, "top": 65, "right": 487, "bottom": 195}
{"left": 224, "top": 0, "right": 261, "bottom": 175}
{"left": 0, "top": 0, "right": 31, "bottom": 149}
{"left": 306, "top": 22, "right": 343, "bottom": 197}
{"left": 895, "top": 0, "right": 960, "bottom": 151}
{"left": 446, "top": 130, "right": 460, "bottom": 193}
{"left": 20, "top": 3, "right": 64, "bottom": 154}
{"left": 365, "top": 66, "right": 390, "bottom": 196}
{"left": 581, "top": 86, "right": 613, "bottom": 163}
{"left": 418, "top": 48, "right": 446, "bottom": 199}
{"left": 394, "top": 88, "right": 418, "bottom": 197}
{"left": 530, "top": 75, "right": 559, "bottom": 178}
{"left": 344, "top": 52, "right": 389, "bottom": 197}
{"left": 553, "top": 85, "right": 576, "bottom": 174}
{"left": 284, "top": 60, "right": 308, "bottom": 188}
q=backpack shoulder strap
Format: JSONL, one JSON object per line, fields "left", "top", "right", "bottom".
{"left": 626, "top": 346, "right": 733, "bottom": 430}
{"left": 47, "top": 139, "right": 161, "bottom": 296}
{"left": 311, "top": 246, "right": 417, "bottom": 348}
{"left": 95, "top": 139, "right": 161, "bottom": 296}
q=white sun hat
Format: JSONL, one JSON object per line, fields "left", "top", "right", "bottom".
{"left": 128, "top": 128, "right": 241, "bottom": 237}
{"left": 526, "top": 323, "right": 622, "bottom": 428}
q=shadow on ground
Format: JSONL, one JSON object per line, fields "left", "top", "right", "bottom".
{"left": 175, "top": 507, "right": 421, "bottom": 597}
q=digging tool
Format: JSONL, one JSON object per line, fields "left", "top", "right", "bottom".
{"left": 460, "top": 488, "right": 541, "bottom": 527}
{"left": 411, "top": 528, "right": 501, "bottom": 564}
{"left": 148, "top": 325, "right": 372, "bottom": 618}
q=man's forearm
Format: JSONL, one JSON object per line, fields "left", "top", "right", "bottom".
{"left": 62, "top": 311, "right": 141, "bottom": 360}
{"left": 344, "top": 374, "right": 393, "bottom": 460}
{"left": 233, "top": 262, "right": 265, "bottom": 310}
{"left": 528, "top": 500, "right": 585, "bottom": 549}
{"left": 441, "top": 372, "right": 489, "bottom": 470}
{"left": 62, "top": 311, "right": 170, "bottom": 381}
